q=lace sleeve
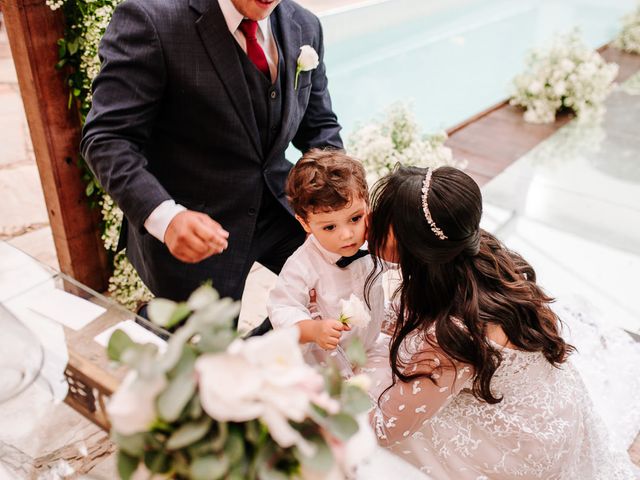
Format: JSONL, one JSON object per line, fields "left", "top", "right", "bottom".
{"left": 367, "top": 335, "right": 474, "bottom": 446}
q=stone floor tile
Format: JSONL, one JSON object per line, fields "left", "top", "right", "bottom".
{"left": 8, "top": 226, "right": 59, "bottom": 270}
{"left": 0, "top": 84, "right": 31, "bottom": 167}
{"left": 0, "top": 164, "right": 49, "bottom": 238}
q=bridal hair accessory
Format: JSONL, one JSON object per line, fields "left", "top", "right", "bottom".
{"left": 421, "top": 169, "right": 448, "bottom": 240}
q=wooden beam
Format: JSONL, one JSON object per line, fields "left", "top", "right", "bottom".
{"left": 0, "top": 0, "right": 109, "bottom": 290}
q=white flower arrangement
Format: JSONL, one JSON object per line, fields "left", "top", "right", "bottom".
{"left": 614, "top": 3, "right": 640, "bottom": 54}
{"left": 347, "top": 103, "right": 464, "bottom": 184}
{"left": 510, "top": 29, "right": 619, "bottom": 124}
{"left": 106, "top": 285, "right": 375, "bottom": 479}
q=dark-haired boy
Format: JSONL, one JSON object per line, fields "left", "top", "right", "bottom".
{"left": 267, "top": 149, "right": 383, "bottom": 373}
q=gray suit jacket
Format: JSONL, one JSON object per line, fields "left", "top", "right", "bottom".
{"left": 81, "top": 0, "right": 343, "bottom": 300}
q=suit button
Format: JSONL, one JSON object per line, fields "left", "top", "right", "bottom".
{"left": 270, "top": 90, "right": 277, "bottom": 100}
{"left": 248, "top": 208, "right": 257, "bottom": 216}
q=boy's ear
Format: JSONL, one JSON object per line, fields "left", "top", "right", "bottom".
{"left": 295, "top": 214, "right": 312, "bottom": 234}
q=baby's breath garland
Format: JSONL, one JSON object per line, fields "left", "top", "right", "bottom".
{"left": 348, "top": 103, "right": 466, "bottom": 184}
{"left": 47, "top": 0, "right": 151, "bottom": 309}
{"left": 614, "top": 2, "right": 640, "bottom": 55}
{"left": 509, "top": 29, "right": 619, "bottom": 124}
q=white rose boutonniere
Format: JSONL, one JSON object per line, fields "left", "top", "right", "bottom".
{"left": 295, "top": 45, "right": 319, "bottom": 89}
{"left": 338, "top": 293, "right": 371, "bottom": 329}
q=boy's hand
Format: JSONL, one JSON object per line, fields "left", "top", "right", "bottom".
{"left": 314, "top": 319, "right": 346, "bottom": 350}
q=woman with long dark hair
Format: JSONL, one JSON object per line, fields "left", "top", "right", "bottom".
{"left": 364, "top": 165, "right": 636, "bottom": 479}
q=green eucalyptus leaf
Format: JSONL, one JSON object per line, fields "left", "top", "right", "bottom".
{"left": 224, "top": 427, "right": 245, "bottom": 465}
{"left": 341, "top": 385, "right": 373, "bottom": 415}
{"left": 326, "top": 413, "right": 359, "bottom": 441}
{"left": 190, "top": 455, "right": 229, "bottom": 480}
{"left": 167, "top": 302, "right": 192, "bottom": 328}
{"left": 112, "top": 431, "right": 146, "bottom": 457}
{"left": 120, "top": 343, "right": 159, "bottom": 377}
{"left": 147, "top": 298, "right": 178, "bottom": 327}
{"left": 158, "top": 324, "right": 196, "bottom": 373}
{"left": 195, "top": 329, "right": 236, "bottom": 353}
{"left": 166, "top": 418, "right": 212, "bottom": 450}
{"left": 157, "top": 368, "right": 196, "bottom": 422}
{"left": 245, "top": 419, "right": 262, "bottom": 445}
{"left": 188, "top": 393, "right": 203, "bottom": 419}
{"left": 211, "top": 422, "right": 229, "bottom": 451}
{"left": 189, "top": 297, "right": 240, "bottom": 330}
{"left": 187, "top": 437, "right": 215, "bottom": 459}
{"left": 169, "top": 346, "right": 197, "bottom": 378}
{"left": 257, "top": 468, "right": 289, "bottom": 480}
{"left": 227, "top": 463, "right": 249, "bottom": 480}
{"left": 345, "top": 338, "right": 367, "bottom": 367}
{"left": 107, "top": 329, "right": 135, "bottom": 362}
{"left": 116, "top": 451, "right": 139, "bottom": 480}
{"left": 296, "top": 435, "right": 333, "bottom": 472}
{"left": 143, "top": 450, "right": 171, "bottom": 474}
{"left": 55, "top": 59, "right": 67, "bottom": 70}
{"left": 187, "top": 284, "right": 219, "bottom": 310}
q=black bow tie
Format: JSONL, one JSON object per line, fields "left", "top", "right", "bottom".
{"left": 335, "top": 249, "right": 369, "bottom": 268}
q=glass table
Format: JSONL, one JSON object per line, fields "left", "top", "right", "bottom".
{"left": 0, "top": 240, "right": 168, "bottom": 478}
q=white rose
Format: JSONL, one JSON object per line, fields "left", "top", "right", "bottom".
{"left": 195, "top": 353, "right": 265, "bottom": 422}
{"left": 107, "top": 371, "right": 166, "bottom": 435}
{"left": 196, "top": 328, "right": 322, "bottom": 455}
{"left": 338, "top": 294, "right": 371, "bottom": 329}
{"left": 297, "top": 45, "right": 319, "bottom": 71}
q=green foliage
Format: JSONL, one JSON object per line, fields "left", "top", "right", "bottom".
{"left": 106, "top": 285, "right": 374, "bottom": 479}
{"left": 48, "top": 0, "right": 152, "bottom": 309}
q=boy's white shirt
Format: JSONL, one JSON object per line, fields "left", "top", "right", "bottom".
{"left": 267, "top": 235, "right": 384, "bottom": 354}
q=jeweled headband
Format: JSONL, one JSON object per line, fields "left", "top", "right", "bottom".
{"left": 421, "top": 169, "right": 448, "bottom": 240}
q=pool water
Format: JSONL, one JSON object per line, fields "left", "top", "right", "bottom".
{"left": 319, "top": 0, "right": 636, "bottom": 138}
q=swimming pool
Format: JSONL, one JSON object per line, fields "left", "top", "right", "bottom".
{"left": 318, "top": 0, "right": 636, "bottom": 138}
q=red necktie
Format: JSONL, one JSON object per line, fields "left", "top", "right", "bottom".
{"left": 239, "top": 19, "right": 270, "bottom": 79}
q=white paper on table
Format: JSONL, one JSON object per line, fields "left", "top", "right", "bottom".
{"left": 0, "top": 242, "right": 54, "bottom": 303}
{"left": 26, "top": 288, "right": 106, "bottom": 330}
{"left": 94, "top": 320, "right": 167, "bottom": 353}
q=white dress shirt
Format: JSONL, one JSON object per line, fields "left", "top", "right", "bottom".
{"left": 144, "top": 0, "right": 279, "bottom": 242}
{"left": 267, "top": 235, "right": 384, "bottom": 369}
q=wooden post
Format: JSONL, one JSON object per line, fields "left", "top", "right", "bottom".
{"left": 0, "top": 0, "right": 109, "bottom": 290}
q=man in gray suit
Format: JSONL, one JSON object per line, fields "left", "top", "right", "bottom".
{"left": 81, "top": 0, "right": 343, "bottom": 305}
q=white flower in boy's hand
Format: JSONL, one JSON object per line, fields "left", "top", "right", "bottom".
{"left": 338, "top": 294, "right": 371, "bottom": 329}
{"left": 295, "top": 45, "right": 319, "bottom": 89}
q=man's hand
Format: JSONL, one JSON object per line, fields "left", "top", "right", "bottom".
{"left": 164, "top": 210, "right": 229, "bottom": 263}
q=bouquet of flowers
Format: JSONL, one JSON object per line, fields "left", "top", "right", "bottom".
{"left": 347, "top": 103, "right": 464, "bottom": 183}
{"left": 510, "top": 29, "right": 619, "bottom": 124}
{"left": 614, "top": 2, "right": 640, "bottom": 54}
{"left": 106, "top": 285, "right": 375, "bottom": 479}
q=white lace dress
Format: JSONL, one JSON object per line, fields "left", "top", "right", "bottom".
{"left": 365, "top": 329, "right": 638, "bottom": 479}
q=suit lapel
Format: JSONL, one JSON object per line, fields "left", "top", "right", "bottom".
{"left": 191, "top": 0, "right": 262, "bottom": 159}
{"left": 266, "top": 2, "right": 301, "bottom": 162}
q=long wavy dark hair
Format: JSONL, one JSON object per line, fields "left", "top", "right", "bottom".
{"left": 366, "top": 165, "right": 574, "bottom": 403}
